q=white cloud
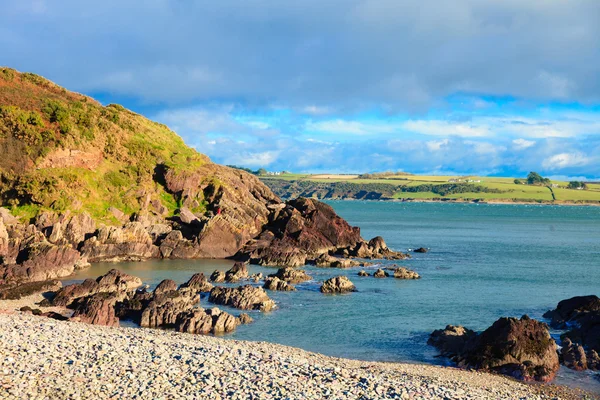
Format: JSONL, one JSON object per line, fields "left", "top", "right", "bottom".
{"left": 426, "top": 139, "right": 449, "bottom": 151}
{"left": 402, "top": 120, "right": 491, "bottom": 137}
{"left": 542, "top": 152, "right": 591, "bottom": 170}
{"left": 512, "top": 138, "right": 536, "bottom": 150}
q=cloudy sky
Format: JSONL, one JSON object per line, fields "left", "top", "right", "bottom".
{"left": 2, "top": 1, "right": 600, "bottom": 178}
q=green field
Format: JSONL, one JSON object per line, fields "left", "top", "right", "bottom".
{"left": 261, "top": 173, "right": 600, "bottom": 204}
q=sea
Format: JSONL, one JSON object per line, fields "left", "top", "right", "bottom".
{"left": 64, "top": 201, "right": 600, "bottom": 392}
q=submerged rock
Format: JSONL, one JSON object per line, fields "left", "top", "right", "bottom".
{"left": 391, "top": 267, "right": 420, "bottom": 280}
{"left": 357, "top": 270, "right": 370, "bottom": 277}
{"left": 373, "top": 268, "right": 389, "bottom": 278}
{"left": 429, "top": 315, "right": 559, "bottom": 383}
{"left": 237, "top": 313, "right": 253, "bottom": 325}
{"left": 320, "top": 276, "right": 356, "bottom": 294}
{"left": 414, "top": 247, "right": 428, "bottom": 253}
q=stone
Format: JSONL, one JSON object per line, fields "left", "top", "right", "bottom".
{"left": 209, "top": 285, "right": 275, "bottom": 311}
{"left": 268, "top": 267, "right": 312, "bottom": 284}
{"left": 320, "top": 276, "right": 356, "bottom": 294}
{"left": 391, "top": 267, "right": 420, "bottom": 280}
{"left": 414, "top": 247, "right": 428, "bottom": 253}
{"left": 153, "top": 279, "right": 178, "bottom": 295}
{"left": 357, "top": 270, "right": 370, "bottom": 277}
{"left": 237, "top": 313, "right": 253, "bottom": 325}
{"left": 263, "top": 277, "right": 296, "bottom": 291}
{"left": 70, "top": 293, "right": 120, "bottom": 327}
{"left": 179, "top": 273, "right": 213, "bottom": 293}
{"left": 175, "top": 307, "right": 238, "bottom": 335}
{"left": 543, "top": 295, "right": 600, "bottom": 328}
{"left": 210, "top": 270, "right": 226, "bottom": 283}
{"left": 561, "top": 338, "right": 587, "bottom": 371}
{"left": 225, "top": 262, "right": 248, "bottom": 283}
{"left": 373, "top": 269, "right": 388, "bottom": 278}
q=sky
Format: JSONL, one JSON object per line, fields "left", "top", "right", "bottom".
{"left": 2, "top": 1, "right": 600, "bottom": 178}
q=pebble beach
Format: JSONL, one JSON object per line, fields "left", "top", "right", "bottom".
{"left": 0, "top": 311, "right": 595, "bottom": 400}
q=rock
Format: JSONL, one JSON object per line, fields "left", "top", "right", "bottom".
{"left": 179, "top": 207, "right": 200, "bottom": 225}
{"left": 414, "top": 247, "right": 428, "bottom": 253}
{"left": 428, "top": 325, "right": 477, "bottom": 361}
{"left": 373, "top": 268, "right": 389, "bottom": 278}
{"left": 237, "top": 198, "right": 363, "bottom": 267}
{"left": 543, "top": 295, "right": 600, "bottom": 329}
{"left": 561, "top": 338, "right": 588, "bottom": 371}
{"left": 357, "top": 270, "right": 370, "bottom": 277}
{"left": 175, "top": 307, "right": 238, "bottom": 335}
{"left": 263, "top": 277, "right": 296, "bottom": 291}
{"left": 430, "top": 315, "right": 560, "bottom": 382}
{"left": 70, "top": 293, "right": 120, "bottom": 327}
{"left": 0, "top": 279, "right": 61, "bottom": 300}
{"left": 249, "top": 273, "right": 263, "bottom": 283}
{"left": 391, "top": 267, "right": 420, "bottom": 280}
{"left": 53, "top": 269, "right": 142, "bottom": 306}
{"left": 45, "top": 212, "right": 96, "bottom": 247}
{"left": 209, "top": 285, "right": 275, "bottom": 311}
{"left": 210, "top": 270, "right": 226, "bottom": 283}
{"left": 237, "top": 313, "right": 253, "bottom": 325}
{"left": 314, "top": 254, "right": 361, "bottom": 268}
{"left": 343, "top": 236, "right": 409, "bottom": 260}
{"left": 140, "top": 289, "right": 200, "bottom": 328}
{"left": 268, "top": 267, "right": 312, "bottom": 284}
{"left": 1, "top": 241, "right": 81, "bottom": 284}
{"left": 153, "top": 279, "right": 178, "bottom": 295}
{"left": 588, "top": 350, "right": 600, "bottom": 370}
{"left": 179, "top": 273, "right": 213, "bottom": 292}
{"left": 225, "top": 262, "right": 248, "bottom": 283}
{"left": 80, "top": 222, "right": 159, "bottom": 262}
{"left": 320, "top": 276, "right": 356, "bottom": 294}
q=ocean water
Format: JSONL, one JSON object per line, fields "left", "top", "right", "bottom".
{"left": 65, "top": 201, "right": 600, "bottom": 392}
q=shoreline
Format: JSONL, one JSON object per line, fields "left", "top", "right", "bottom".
{"left": 309, "top": 197, "right": 600, "bottom": 207}
{"left": 0, "top": 311, "right": 595, "bottom": 399}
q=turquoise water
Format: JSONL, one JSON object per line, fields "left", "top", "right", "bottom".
{"left": 65, "top": 201, "right": 600, "bottom": 392}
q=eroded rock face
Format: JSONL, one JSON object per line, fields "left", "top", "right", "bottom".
{"left": 210, "top": 270, "right": 226, "bottom": 283}
{"left": 209, "top": 285, "right": 275, "bottom": 311}
{"left": 2, "top": 241, "right": 81, "bottom": 284}
{"left": 175, "top": 307, "right": 238, "bottom": 335}
{"left": 391, "top": 267, "right": 420, "bottom": 280}
{"left": 80, "top": 223, "right": 159, "bottom": 262}
{"left": 179, "top": 273, "right": 213, "bottom": 293}
{"left": 237, "top": 198, "right": 363, "bottom": 267}
{"left": 429, "top": 316, "right": 559, "bottom": 383}
{"left": 53, "top": 269, "right": 142, "bottom": 307}
{"left": 225, "top": 262, "right": 248, "bottom": 283}
{"left": 70, "top": 293, "right": 120, "bottom": 327}
{"left": 140, "top": 290, "right": 200, "bottom": 328}
{"left": 320, "top": 276, "right": 356, "bottom": 294}
{"left": 268, "top": 267, "right": 312, "bottom": 284}
{"left": 153, "top": 279, "right": 178, "bottom": 295}
{"left": 263, "top": 277, "right": 296, "bottom": 291}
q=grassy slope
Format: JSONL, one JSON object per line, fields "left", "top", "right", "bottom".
{"left": 0, "top": 67, "right": 211, "bottom": 222}
{"left": 262, "top": 173, "right": 600, "bottom": 204}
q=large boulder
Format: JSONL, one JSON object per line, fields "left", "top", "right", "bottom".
{"left": 209, "top": 285, "right": 275, "bottom": 311}
{"left": 179, "top": 273, "right": 213, "bottom": 293}
{"left": 70, "top": 293, "right": 120, "bottom": 327}
{"left": 341, "top": 236, "right": 409, "bottom": 260}
{"left": 268, "top": 267, "right": 312, "bottom": 284}
{"left": 210, "top": 270, "right": 226, "bottom": 283}
{"left": 175, "top": 307, "right": 238, "bottom": 335}
{"left": 320, "top": 276, "right": 356, "bottom": 294}
{"left": 429, "top": 316, "right": 559, "bottom": 382}
{"left": 153, "top": 279, "right": 178, "bottom": 295}
{"left": 140, "top": 289, "right": 200, "bottom": 328}
{"left": 53, "top": 269, "right": 142, "bottom": 306}
{"left": 543, "top": 295, "right": 600, "bottom": 328}
{"left": 373, "top": 268, "right": 389, "bottom": 278}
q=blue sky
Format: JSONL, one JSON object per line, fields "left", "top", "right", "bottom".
{"left": 2, "top": 1, "right": 600, "bottom": 178}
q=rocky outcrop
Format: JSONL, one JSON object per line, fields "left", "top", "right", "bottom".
{"left": 2, "top": 241, "right": 81, "bottom": 284}
{"left": 175, "top": 307, "right": 238, "bottom": 335}
{"left": 179, "top": 273, "right": 213, "bottom": 293}
{"left": 268, "top": 267, "right": 312, "bottom": 284}
{"left": 210, "top": 270, "right": 226, "bottom": 283}
{"left": 339, "top": 236, "right": 409, "bottom": 260}
{"left": 237, "top": 198, "right": 364, "bottom": 267}
{"left": 544, "top": 295, "right": 600, "bottom": 371}
{"left": 209, "top": 285, "right": 275, "bottom": 311}
{"left": 81, "top": 222, "right": 160, "bottom": 262}
{"left": 153, "top": 279, "right": 178, "bottom": 295}
{"left": 429, "top": 315, "right": 559, "bottom": 382}
{"left": 140, "top": 288, "right": 200, "bottom": 328}
{"left": 357, "top": 270, "right": 369, "bottom": 277}
{"left": 414, "top": 247, "right": 428, "bottom": 253}
{"left": 320, "top": 276, "right": 356, "bottom": 294}
{"left": 70, "top": 293, "right": 120, "bottom": 327}
{"left": 53, "top": 269, "right": 142, "bottom": 307}
{"left": 373, "top": 268, "right": 388, "bottom": 278}
{"left": 38, "top": 211, "right": 96, "bottom": 248}
{"left": 263, "top": 277, "right": 296, "bottom": 291}
{"left": 391, "top": 267, "right": 420, "bottom": 280}
{"left": 225, "top": 262, "right": 248, "bottom": 283}
{"left": 314, "top": 254, "right": 362, "bottom": 268}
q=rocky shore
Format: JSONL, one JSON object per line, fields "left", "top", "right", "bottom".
{"left": 0, "top": 312, "right": 592, "bottom": 400}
